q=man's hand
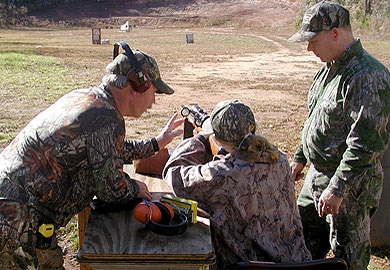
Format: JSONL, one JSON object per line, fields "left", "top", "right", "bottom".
{"left": 290, "top": 161, "right": 305, "bottom": 181}
{"left": 135, "top": 180, "right": 152, "bottom": 201}
{"left": 318, "top": 189, "right": 343, "bottom": 217}
{"left": 155, "top": 113, "right": 184, "bottom": 149}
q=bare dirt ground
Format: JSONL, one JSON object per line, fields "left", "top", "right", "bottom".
{"left": 20, "top": 0, "right": 389, "bottom": 269}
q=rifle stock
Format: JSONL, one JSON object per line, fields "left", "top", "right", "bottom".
{"left": 133, "top": 148, "right": 169, "bottom": 176}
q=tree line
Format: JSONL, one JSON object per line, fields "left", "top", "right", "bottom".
{"left": 0, "top": 0, "right": 80, "bottom": 26}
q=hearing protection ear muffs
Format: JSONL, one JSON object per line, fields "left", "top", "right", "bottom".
{"left": 113, "top": 41, "right": 152, "bottom": 93}
{"left": 133, "top": 200, "right": 188, "bottom": 236}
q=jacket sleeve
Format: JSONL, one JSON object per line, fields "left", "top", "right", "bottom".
{"left": 293, "top": 144, "right": 307, "bottom": 165}
{"left": 328, "top": 69, "right": 390, "bottom": 198}
{"left": 162, "top": 135, "right": 217, "bottom": 201}
{"left": 122, "top": 138, "right": 156, "bottom": 163}
{"left": 86, "top": 119, "right": 139, "bottom": 204}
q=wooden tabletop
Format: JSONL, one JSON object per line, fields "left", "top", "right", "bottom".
{"left": 77, "top": 165, "right": 215, "bottom": 265}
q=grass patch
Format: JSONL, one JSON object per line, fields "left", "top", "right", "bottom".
{"left": 0, "top": 51, "right": 74, "bottom": 102}
{"left": 0, "top": 48, "right": 80, "bottom": 146}
{"left": 57, "top": 216, "right": 79, "bottom": 251}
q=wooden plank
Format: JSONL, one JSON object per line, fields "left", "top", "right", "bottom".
{"left": 77, "top": 165, "right": 215, "bottom": 269}
{"left": 87, "top": 262, "right": 211, "bottom": 270}
{"left": 78, "top": 207, "right": 92, "bottom": 270}
{"left": 78, "top": 194, "right": 213, "bottom": 261}
{"left": 78, "top": 207, "right": 91, "bottom": 246}
{"left": 77, "top": 164, "right": 170, "bottom": 249}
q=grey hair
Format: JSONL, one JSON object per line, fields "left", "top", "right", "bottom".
{"left": 101, "top": 74, "right": 129, "bottom": 89}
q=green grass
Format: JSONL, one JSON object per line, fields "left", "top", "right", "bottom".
{"left": 0, "top": 49, "right": 79, "bottom": 146}
{"left": 57, "top": 216, "right": 79, "bottom": 251}
{"left": 0, "top": 51, "right": 74, "bottom": 101}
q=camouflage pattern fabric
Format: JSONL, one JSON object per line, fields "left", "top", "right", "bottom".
{"left": 298, "top": 166, "right": 373, "bottom": 269}
{"left": 163, "top": 135, "right": 312, "bottom": 269}
{"left": 294, "top": 39, "right": 390, "bottom": 270}
{"left": 0, "top": 85, "right": 156, "bottom": 268}
{"left": 288, "top": 1, "right": 350, "bottom": 42}
{"left": 0, "top": 201, "right": 64, "bottom": 269}
{"left": 210, "top": 100, "right": 256, "bottom": 144}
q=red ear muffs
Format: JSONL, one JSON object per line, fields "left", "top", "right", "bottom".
{"left": 133, "top": 200, "right": 174, "bottom": 224}
{"left": 113, "top": 41, "right": 152, "bottom": 93}
{"left": 133, "top": 200, "right": 188, "bottom": 236}
{"left": 153, "top": 201, "right": 174, "bottom": 224}
{"left": 127, "top": 69, "right": 152, "bottom": 93}
{"left": 133, "top": 201, "right": 162, "bottom": 224}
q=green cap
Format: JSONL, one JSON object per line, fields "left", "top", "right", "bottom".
{"left": 107, "top": 51, "right": 174, "bottom": 94}
{"left": 288, "top": 1, "right": 350, "bottom": 42}
{"left": 211, "top": 100, "right": 256, "bottom": 144}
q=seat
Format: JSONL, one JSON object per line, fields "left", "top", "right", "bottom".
{"left": 231, "top": 258, "right": 348, "bottom": 270}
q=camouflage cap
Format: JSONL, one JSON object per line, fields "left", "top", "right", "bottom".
{"left": 211, "top": 100, "right": 256, "bottom": 144}
{"left": 107, "top": 51, "right": 174, "bottom": 94}
{"left": 288, "top": 1, "right": 350, "bottom": 42}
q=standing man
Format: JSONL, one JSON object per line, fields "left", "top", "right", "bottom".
{"left": 0, "top": 42, "right": 183, "bottom": 269}
{"left": 288, "top": 1, "right": 390, "bottom": 270}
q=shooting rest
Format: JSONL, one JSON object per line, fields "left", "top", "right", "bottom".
{"left": 77, "top": 165, "right": 215, "bottom": 270}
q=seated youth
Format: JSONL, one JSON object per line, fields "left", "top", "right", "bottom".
{"left": 162, "top": 100, "right": 312, "bottom": 269}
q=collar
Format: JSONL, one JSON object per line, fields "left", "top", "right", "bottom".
{"left": 327, "top": 38, "right": 362, "bottom": 69}
{"left": 92, "top": 84, "right": 118, "bottom": 109}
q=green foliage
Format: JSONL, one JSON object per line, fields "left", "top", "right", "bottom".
{"left": 199, "top": 17, "right": 247, "bottom": 28}
{"left": 57, "top": 216, "right": 79, "bottom": 251}
{"left": 0, "top": 3, "right": 28, "bottom": 27}
{"left": 354, "top": 8, "right": 371, "bottom": 30}
{"left": 0, "top": 0, "right": 79, "bottom": 27}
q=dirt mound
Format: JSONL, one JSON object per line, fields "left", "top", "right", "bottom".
{"left": 28, "top": 0, "right": 301, "bottom": 29}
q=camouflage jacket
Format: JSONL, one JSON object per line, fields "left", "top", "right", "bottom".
{"left": 163, "top": 135, "right": 311, "bottom": 263}
{"left": 294, "top": 39, "right": 390, "bottom": 205}
{"left": 0, "top": 85, "right": 155, "bottom": 226}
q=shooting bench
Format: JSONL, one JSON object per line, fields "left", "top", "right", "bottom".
{"left": 77, "top": 164, "right": 215, "bottom": 270}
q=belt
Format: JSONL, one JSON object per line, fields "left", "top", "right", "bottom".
{"left": 313, "top": 163, "right": 337, "bottom": 174}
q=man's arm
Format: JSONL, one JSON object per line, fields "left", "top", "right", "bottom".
{"left": 327, "top": 70, "right": 390, "bottom": 199}
{"left": 122, "top": 113, "right": 184, "bottom": 162}
{"left": 87, "top": 121, "right": 151, "bottom": 203}
{"left": 162, "top": 135, "right": 215, "bottom": 201}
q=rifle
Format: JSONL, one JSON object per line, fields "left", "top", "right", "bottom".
{"left": 180, "top": 105, "right": 210, "bottom": 139}
{"left": 134, "top": 105, "right": 225, "bottom": 176}
{"left": 181, "top": 105, "right": 225, "bottom": 155}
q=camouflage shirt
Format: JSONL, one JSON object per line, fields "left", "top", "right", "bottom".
{"left": 294, "top": 39, "right": 390, "bottom": 205}
{"left": 0, "top": 85, "right": 155, "bottom": 226}
{"left": 163, "top": 135, "right": 311, "bottom": 264}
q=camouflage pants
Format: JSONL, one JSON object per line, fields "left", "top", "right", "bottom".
{"left": 0, "top": 201, "right": 64, "bottom": 270}
{"left": 297, "top": 166, "right": 373, "bottom": 270}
